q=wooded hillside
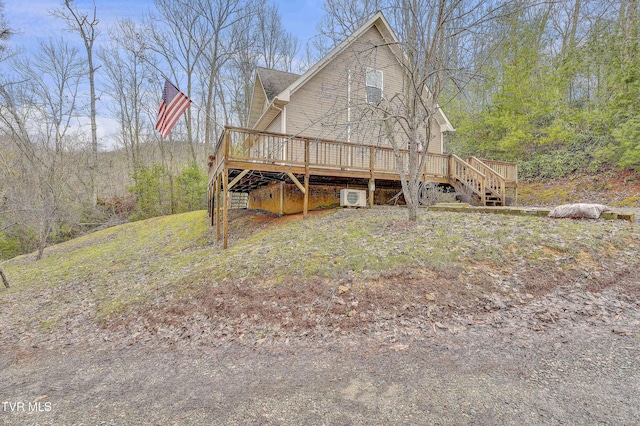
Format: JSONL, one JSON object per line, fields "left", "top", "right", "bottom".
{"left": 448, "top": 0, "right": 640, "bottom": 178}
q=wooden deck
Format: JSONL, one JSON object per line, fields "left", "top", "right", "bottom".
{"left": 207, "top": 126, "right": 518, "bottom": 247}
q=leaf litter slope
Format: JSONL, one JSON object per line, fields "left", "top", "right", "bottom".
{"left": 1, "top": 206, "right": 638, "bottom": 349}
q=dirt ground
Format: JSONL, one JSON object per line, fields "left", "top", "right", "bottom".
{"left": 1, "top": 205, "right": 639, "bottom": 425}
{"left": 2, "top": 281, "right": 639, "bottom": 425}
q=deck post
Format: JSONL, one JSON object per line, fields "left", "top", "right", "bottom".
{"left": 305, "top": 139, "right": 310, "bottom": 168}
{"left": 280, "top": 181, "right": 285, "bottom": 215}
{"left": 215, "top": 176, "right": 221, "bottom": 240}
{"left": 223, "top": 168, "right": 229, "bottom": 249}
{"left": 368, "top": 178, "right": 375, "bottom": 208}
{"left": 286, "top": 172, "right": 308, "bottom": 216}
{"left": 303, "top": 174, "right": 309, "bottom": 218}
{"left": 207, "top": 182, "right": 211, "bottom": 219}
{"left": 209, "top": 181, "right": 214, "bottom": 226}
{"left": 449, "top": 154, "right": 455, "bottom": 180}
{"left": 304, "top": 140, "right": 310, "bottom": 218}
{"left": 224, "top": 130, "right": 230, "bottom": 160}
{"left": 515, "top": 163, "right": 519, "bottom": 206}
{"left": 369, "top": 146, "right": 375, "bottom": 208}
{"left": 369, "top": 146, "right": 375, "bottom": 173}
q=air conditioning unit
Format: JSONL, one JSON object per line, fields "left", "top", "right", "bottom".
{"left": 340, "top": 189, "right": 367, "bottom": 207}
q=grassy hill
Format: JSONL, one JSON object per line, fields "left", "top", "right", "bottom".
{"left": 1, "top": 207, "right": 638, "bottom": 349}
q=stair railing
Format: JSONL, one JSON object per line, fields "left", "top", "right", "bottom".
{"left": 467, "top": 157, "right": 506, "bottom": 206}
{"left": 449, "top": 154, "right": 486, "bottom": 205}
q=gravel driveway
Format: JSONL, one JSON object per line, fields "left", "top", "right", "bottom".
{"left": 2, "top": 286, "right": 639, "bottom": 425}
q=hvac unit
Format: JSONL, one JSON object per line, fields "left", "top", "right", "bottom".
{"left": 340, "top": 189, "right": 367, "bottom": 207}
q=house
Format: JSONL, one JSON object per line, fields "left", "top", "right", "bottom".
{"left": 208, "top": 12, "right": 517, "bottom": 247}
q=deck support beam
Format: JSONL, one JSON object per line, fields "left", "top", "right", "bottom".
{"left": 223, "top": 168, "right": 229, "bottom": 249}
{"left": 228, "top": 169, "right": 251, "bottom": 190}
{"left": 303, "top": 174, "right": 309, "bottom": 218}
{"left": 287, "top": 172, "right": 306, "bottom": 194}
{"left": 287, "top": 172, "right": 310, "bottom": 218}
{"left": 209, "top": 181, "right": 214, "bottom": 227}
{"left": 368, "top": 178, "right": 375, "bottom": 208}
{"left": 215, "top": 176, "right": 221, "bottom": 240}
{"left": 207, "top": 182, "right": 216, "bottom": 226}
{"left": 279, "top": 181, "right": 285, "bottom": 215}
{"left": 304, "top": 140, "right": 310, "bottom": 218}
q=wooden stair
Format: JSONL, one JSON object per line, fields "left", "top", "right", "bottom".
{"left": 449, "top": 156, "right": 507, "bottom": 206}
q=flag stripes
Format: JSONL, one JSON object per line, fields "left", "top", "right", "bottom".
{"left": 155, "top": 80, "right": 192, "bottom": 139}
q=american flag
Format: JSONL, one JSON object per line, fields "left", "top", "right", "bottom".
{"left": 155, "top": 80, "right": 192, "bottom": 139}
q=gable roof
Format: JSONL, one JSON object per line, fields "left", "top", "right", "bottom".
{"left": 251, "top": 11, "right": 454, "bottom": 133}
{"left": 280, "top": 12, "right": 401, "bottom": 102}
{"left": 256, "top": 67, "right": 300, "bottom": 102}
{"left": 248, "top": 67, "right": 299, "bottom": 129}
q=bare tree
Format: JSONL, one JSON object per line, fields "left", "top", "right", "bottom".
{"left": 319, "top": 0, "right": 507, "bottom": 220}
{"left": 0, "top": 0, "right": 12, "bottom": 62}
{"left": 143, "top": 0, "right": 208, "bottom": 162}
{"left": 219, "top": 19, "right": 259, "bottom": 127}
{"left": 51, "top": 0, "right": 100, "bottom": 208}
{"left": 0, "top": 37, "right": 84, "bottom": 259}
{"left": 219, "top": 1, "right": 300, "bottom": 127}
{"left": 193, "top": 0, "right": 250, "bottom": 156}
{"left": 100, "top": 19, "right": 157, "bottom": 172}
{"left": 255, "top": 3, "right": 300, "bottom": 71}
{"left": 308, "top": 0, "right": 384, "bottom": 63}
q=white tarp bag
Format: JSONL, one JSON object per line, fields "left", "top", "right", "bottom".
{"left": 548, "top": 203, "right": 611, "bottom": 219}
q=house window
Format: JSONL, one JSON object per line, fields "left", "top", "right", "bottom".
{"left": 366, "top": 68, "right": 383, "bottom": 104}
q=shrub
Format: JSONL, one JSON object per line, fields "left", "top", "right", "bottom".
{"left": 0, "top": 226, "right": 38, "bottom": 260}
{"left": 127, "top": 163, "right": 208, "bottom": 221}
{"left": 519, "top": 149, "right": 592, "bottom": 180}
{"left": 175, "top": 163, "right": 207, "bottom": 213}
{"left": 128, "top": 164, "right": 172, "bottom": 221}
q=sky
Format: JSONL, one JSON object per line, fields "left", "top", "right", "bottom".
{"left": 3, "top": 0, "right": 323, "bottom": 53}
{"left": 4, "top": 0, "right": 149, "bottom": 46}
{"left": 1, "top": 0, "right": 324, "bottom": 148}
{"left": 276, "top": 0, "right": 324, "bottom": 47}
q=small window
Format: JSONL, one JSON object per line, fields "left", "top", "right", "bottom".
{"left": 366, "top": 68, "right": 383, "bottom": 104}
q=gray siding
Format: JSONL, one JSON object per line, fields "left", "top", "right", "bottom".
{"left": 265, "top": 113, "right": 282, "bottom": 134}
{"left": 285, "top": 25, "right": 444, "bottom": 155}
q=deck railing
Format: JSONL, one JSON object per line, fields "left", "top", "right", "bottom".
{"left": 424, "top": 153, "right": 450, "bottom": 177}
{"left": 210, "top": 127, "right": 454, "bottom": 180}
{"left": 308, "top": 139, "right": 371, "bottom": 170}
{"left": 478, "top": 158, "right": 518, "bottom": 184}
{"left": 208, "top": 127, "right": 516, "bottom": 207}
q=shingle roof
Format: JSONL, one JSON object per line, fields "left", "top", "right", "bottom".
{"left": 256, "top": 67, "right": 300, "bottom": 102}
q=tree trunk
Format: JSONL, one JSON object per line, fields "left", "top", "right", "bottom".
{"left": 89, "top": 67, "right": 98, "bottom": 208}
{"left": 407, "top": 198, "right": 419, "bottom": 221}
{"left": 36, "top": 218, "right": 52, "bottom": 261}
{"left": 55, "top": 1, "right": 100, "bottom": 207}
{"left": 0, "top": 268, "right": 9, "bottom": 288}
